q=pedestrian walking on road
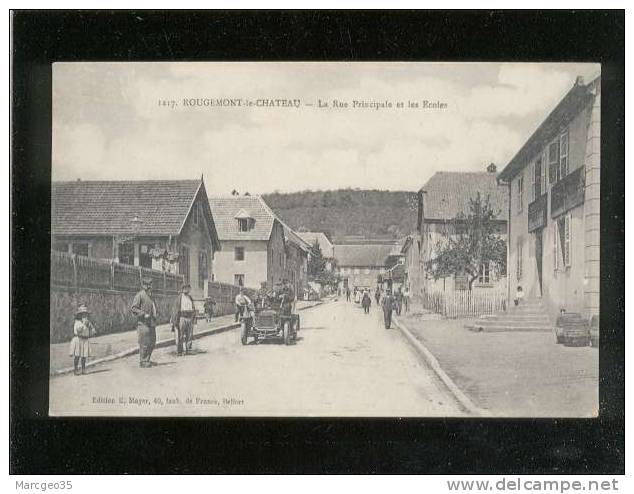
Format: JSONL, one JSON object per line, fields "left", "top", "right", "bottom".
{"left": 69, "top": 304, "right": 96, "bottom": 375}
{"left": 395, "top": 288, "right": 404, "bottom": 316}
{"left": 346, "top": 287, "right": 351, "bottom": 302}
{"left": 171, "top": 282, "right": 197, "bottom": 356}
{"left": 131, "top": 277, "right": 158, "bottom": 368}
{"left": 381, "top": 289, "right": 396, "bottom": 329}
{"left": 361, "top": 290, "right": 372, "bottom": 314}
{"left": 374, "top": 287, "right": 381, "bottom": 306}
{"left": 514, "top": 285, "right": 525, "bottom": 306}
{"left": 402, "top": 285, "right": 410, "bottom": 314}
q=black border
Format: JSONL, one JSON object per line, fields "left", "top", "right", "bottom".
{"left": 10, "top": 10, "right": 625, "bottom": 474}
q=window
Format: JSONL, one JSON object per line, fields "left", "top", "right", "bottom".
{"left": 478, "top": 263, "right": 490, "bottom": 284}
{"left": 560, "top": 132, "right": 569, "bottom": 178}
{"left": 553, "top": 220, "right": 559, "bottom": 271}
{"left": 234, "top": 274, "right": 245, "bottom": 287}
{"left": 118, "top": 242, "right": 134, "bottom": 265}
{"left": 234, "top": 246, "right": 245, "bottom": 261}
{"left": 555, "top": 214, "right": 572, "bottom": 269}
{"left": 548, "top": 140, "right": 560, "bottom": 184}
{"left": 516, "top": 175, "right": 524, "bottom": 213}
{"left": 198, "top": 252, "right": 208, "bottom": 289}
{"left": 139, "top": 243, "right": 154, "bottom": 268}
{"left": 533, "top": 156, "right": 543, "bottom": 201}
{"left": 516, "top": 238, "right": 523, "bottom": 280}
{"left": 71, "top": 242, "right": 90, "bottom": 257}
{"left": 179, "top": 245, "right": 190, "bottom": 283}
{"left": 237, "top": 218, "right": 250, "bottom": 232}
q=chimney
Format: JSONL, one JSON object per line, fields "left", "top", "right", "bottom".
{"left": 487, "top": 163, "right": 497, "bottom": 173}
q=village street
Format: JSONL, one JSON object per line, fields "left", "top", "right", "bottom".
{"left": 49, "top": 299, "right": 463, "bottom": 417}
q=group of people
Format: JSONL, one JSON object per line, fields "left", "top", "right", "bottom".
{"left": 342, "top": 284, "right": 411, "bottom": 329}
{"left": 234, "top": 279, "right": 297, "bottom": 320}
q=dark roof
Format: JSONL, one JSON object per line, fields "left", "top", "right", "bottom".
{"left": 208, "top": 195, "right": 278, "bottom": 241}
{"left": 420, "top": 171, "right": 508, "bottom": 221}
{"left": 51, "top": 179, "right": 219, "bottom": 248}
{"left": 298, "top": 232, "right": 335, "bottom": 258}
{"left": 498, "top": 77, "right": 598, "bottom": 182}
{"left": 334, "top": 243, "right": 395, "bottom": 267}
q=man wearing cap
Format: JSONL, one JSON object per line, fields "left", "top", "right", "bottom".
{"left": 381, "top": 288, "right": 396, "bottom": 329}
{"left": 278, "top": 278, "right": 295, "bottom": 317}
{"left": 171, "top": 282, "right": 197, "bottom": 356}
{"left": 131, "top": 277, "right": 158, "bottom": 368}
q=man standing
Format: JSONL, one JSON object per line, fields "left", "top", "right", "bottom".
{"left": 235, "top": 287, "right": 252, "bottom": 321}
{"left": 381, "top": 289, "right": 396, "bottom": 329}
{"left": 131, "top": 277, "right": 158, "bottom": 368}
{"left": 374, "top": 286, "right": 381, "bottom": 306}
{"left": 394, "top": 288, "right": 404, "bottom": 316}
{"left": 402, "top": 285, "right": 411, "bottom": 314}
{"left": 279, "top": 278, "right": 295, "bottom": 316}
{"left": 171, "top": 282, "right": 197, "bottom": 356}
{"left": 345, "top": 286, "right": 351, "bottom": 302}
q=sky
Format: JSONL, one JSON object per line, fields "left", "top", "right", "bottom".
{"left": 52, "top": 62, "right": 599, "bottom": 195}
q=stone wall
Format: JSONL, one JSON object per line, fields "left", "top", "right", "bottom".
{"left": 50, "top": 285, "right": 175, "bottom": 343}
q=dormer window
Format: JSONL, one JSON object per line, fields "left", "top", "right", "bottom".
{"left": 235, "top": 209, "right": 254, "bottom": 232}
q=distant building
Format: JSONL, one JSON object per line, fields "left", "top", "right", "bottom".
{"left": 298, "top": 231, "right": 335, "bottom": 271}
{"left": 208, "top": 195, "right": 286, "bottom": 290}
{"left": 282, "top": 226, "right": 312, "bottom": 295}
{"left": 416, "top": 168, "right": 508, "bottom": 294}
{"left": 400, "top": 234, "right": 422, "bottom": 297}
{"left": 51, "top": 178, "right": 221, "bottom": 298}
{"left": 498, "top": 76, "right": 600, "bottom": 320}
{"left": 334, "top": 242, "right": 394, "bottom": 290}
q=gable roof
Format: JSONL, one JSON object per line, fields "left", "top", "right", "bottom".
{"left": 420, "top": 171, "right": 508, "bottom": 221}
{"left": 298, "top": 232, "right": 335, "bottom": 258}
{"left": 334, "top": 243, "right": 395, "bottom": 268}
{"left": 499, "top": 76, "right": 598, "bottom": 182}
{"left": 51, "top": 179, "right": 220, "bottom": 248}
{"left": 208, "top": 195, "right": 279, "bottom": 241}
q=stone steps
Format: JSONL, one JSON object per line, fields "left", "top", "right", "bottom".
{"left": 467, "top": 298, "right": 553, "bottom": 333}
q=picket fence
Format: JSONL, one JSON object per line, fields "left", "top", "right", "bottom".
{"left": 419, "top": 288, "right": 507, "bottom": 319}
{"left": 51, "top": 250, "right": 183, "bottom": 293}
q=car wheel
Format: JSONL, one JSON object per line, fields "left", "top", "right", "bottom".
{"left": 241, "top": 321, "right": 248, "bottom": 345}
{"left": 283, "top": 321, "right": 291, "bottom": 346}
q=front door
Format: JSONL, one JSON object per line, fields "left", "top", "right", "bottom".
{"left": 535, "top": 230, "right": 543, "bottom": 296}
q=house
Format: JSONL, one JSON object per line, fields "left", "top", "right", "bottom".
{"left": 298, "top": 231, "right": 336, "bottom": 271}
{"left": 416, "top": 166, "right": 508, "bottom": 294}
{"left": 498, "top": 75, "right": 600, "bottom": 321}
{"left": 282, "top": 226, "right": 312, "bottom": 295}
{"left": 334, "top": 242, "right": 395, "bottom": 290}
{"left": 398, "top": 234, "right": 422, "bottom": 296}
{"left": 51, "top": 178, "right": 221, "bottom": 298}
{"left": 208, "top": 195, "right": 292, "bottom": 291}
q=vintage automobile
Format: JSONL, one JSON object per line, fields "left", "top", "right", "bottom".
{"left": 240, "top": 295, "right": 299, "bottom": 346}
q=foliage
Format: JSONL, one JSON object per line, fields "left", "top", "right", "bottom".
{"left": 426, "top": 193, "right": 507, "bottom": 290}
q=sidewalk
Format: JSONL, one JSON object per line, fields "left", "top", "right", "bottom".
{"left": 398, "top": 313, "right": 599, "bottom": 417}
{"left": 51, "top": 300, "right": 323, "bottom": 375}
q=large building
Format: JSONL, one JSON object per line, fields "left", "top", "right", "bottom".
{"left": 415, "top": 166, "right": 508, "bottom": 294}
{"left": 51, "top": 178, "right": 221, "bottom": 298}
{"left": 208, "top": 195, "right": 287, "bottom": 290}
{"left": 498, "top": 76, "right": 600, "bottom": 320}
{"left": 334, "top": 242, "right": 395, "bottom": 290}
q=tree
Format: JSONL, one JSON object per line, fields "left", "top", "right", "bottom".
{"left": 308, "top": 239, "right": 326, "bottom": 279}
{"left": 426, "top": 193, "right": 507, "bottom": 290}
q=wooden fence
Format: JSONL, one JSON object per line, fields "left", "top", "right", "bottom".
{"left": 420, "top": 288, "right": 507, "bottom": 319}
{"left": 51, "top": 251, "right": 183, "bottom": 293}
{"left": 206, "top": 282, "right": 258, "bottom": 317}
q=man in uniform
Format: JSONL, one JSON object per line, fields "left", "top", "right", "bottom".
{"left": 381, "top": 288, "right": 396, "bottom": 329}
{"left": 131, "top": 277, "right": 158, "bottom": 368}
{"left": 279, "top": 278, "right": 295, "bottom": 316}
{"left": 170, "top": 282, "right": 197, "bottom": 356}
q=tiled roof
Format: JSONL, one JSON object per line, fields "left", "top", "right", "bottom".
{"left": 298, "top": 232, "right": 334, "bottom": 258}
{"left": 421, "top": 172, "right": 508, "bottom": 221}
{"left": 208, "top": 195, "right": 277, "bottom": 241}
{"left": 334, "top": 243, "right": 395, "bottom": 268}
{"left": 51, "top": 179, "right": 214, "bottom": 238}
{"left": 283, "top": 226, "right": 312, "bottom": 252}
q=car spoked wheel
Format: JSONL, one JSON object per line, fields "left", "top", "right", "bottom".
{"left": 240, "top": 321, "right": 248, "bottom": 345}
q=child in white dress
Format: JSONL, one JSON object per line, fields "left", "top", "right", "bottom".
{"left": 69, "top": 305, "right": 96, "bottom": 375}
